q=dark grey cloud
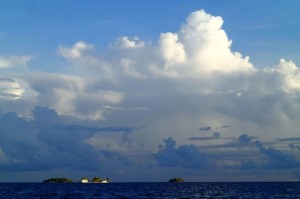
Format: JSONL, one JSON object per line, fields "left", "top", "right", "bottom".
{"left": 32, "top": 106, "right": 60, "bottom": 125}
{"left": 276, "top": 138, "right": 300, "bottom": 151}
{"left": 224, "top": 134, "right": 300, "bottom": 170}
{"left": 259, "top": 146, "right": 300, "bottom": 169}
{"left": 154, "top": 137, "right": 211, "bottom": 169}
{"left": 1, "top": 106, "right": 300, "bottom": 181}
{"left": 289, "top": 144, "right": 300, "bottom": 151}
{"left": 277, "top": 138, "right": 300, "bottom": 141}
{"left": 232, "top": 147, "right": 300, "bottom": 170}
{"left": 220, "top": 125, "right": 232, "bottom": 128}
{"left": 213, "top": 132, "right": 221, "bottom": 139}
{"left": 54, "top": 125, "right": 137, "bottom": 134}
{"left": 237, "top": 134, "right": 256, "bottom": 144}
{"left": 186, "top": 132, "right": 222, "bottom": 141}
{"left": 199, "top": 126, "right": 211, "bottom": 132}
{"left": 0, "top": 106, "right": 136, "bottom": 172}
{"left": 155, "top": 134, "right": 300, "bottom": 172}
{"left": 186, "top": 137, "right": 215, "bottom": 141}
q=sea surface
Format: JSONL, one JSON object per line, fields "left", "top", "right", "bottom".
{"left": 0, "top": 182, "right": 299, "bottom": 198}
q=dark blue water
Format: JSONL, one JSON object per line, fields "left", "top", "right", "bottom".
{"left": 0, "top": 182, "right": 299, "bottom": 198}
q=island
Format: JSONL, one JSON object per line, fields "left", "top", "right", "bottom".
{"left": 81, "top": 176, "right": 110, "bottom": 183}
{"left": 43, "top": 176, "right": 111, "bottom": 183}
{"left": 43, "top": 177, "right": 73, "bottom": 183}
{"left": 168, "top": 178, "right": 184, "bottom": 183}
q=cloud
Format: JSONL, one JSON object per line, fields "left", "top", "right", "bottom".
{"left": 220, "top": 125, "right": 232, "bottom": 128}
{"left": 20, "top": 73, "right": 124, "bottom": 120}
{"left": 223, "top": 134, "right": 300, "bottom": 170}
{"left": 176, "top": 9, "right": 255, "bottom": 75}
{"left": 56, "top": 9, "right": 255, "bottom": 79}
{"left": 277, "top": 138, "right": 300, "bottom": 141}
{"left": 0, "top": 106, "right": 135, "bottom": 172}
{"left": 158, "top": 32, "right": 186, "bottom": 67}
{"left": 213, "top": 132, "right": 221, "bottom": 139}
{"left": 121, "top": 58, "right": 146, "bottom": 79}
{"left": 154, "top": 137, "right": 211, "bottom": 169}
{"left": 0, "top": 56, "right": 32, "bottom": 68}
{"left": 44, "top": 9, "right": 277, "bottom": 130}
{"left": 186, "top": 132, "right": 221, "bottom": 141}
{"left": 149, "top": 10, "right": 256, "bottom": 77}
{"left": 259, "top": 146, "right": 300, "bottom": 169}
{"left": 114, "top": 37, "right": 145, "bottom": 49}
{"left": 237, "top": 134, "right": 256, "bottom": 144}
{"left": 289, "top": 144, "right": 300, "bottom": 151}
{"left": 0, "top": 77, "right": 24, "bottom": 99}
{"left": 199, "top": 126, "right": 212, "bottom": 132}
{"left": 58, "top": 41, "right": 116, "bottom": 81}
{"left": 156, "top": 134, "right": 300, "bottom": 171}
{"left": 52, "top": 88, "right": 123, "bottom": 119}
{"left": 264, "top": 59, "right": 300, "bottom": 92}
{"left": 186, "top": 137, "right": 215, "bottom": 141}
{"left": 58, "top": 41, "right": 94, "bottom": 59}
{"left": 2, "top": 9, "right": 300, "bottom": 181}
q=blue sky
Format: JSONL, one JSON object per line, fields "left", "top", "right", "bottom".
{"left": 1, "top": 1, "right": 300, "bottom": 182}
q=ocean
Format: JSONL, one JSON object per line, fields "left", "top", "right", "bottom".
{"left": 0, "top": 182, "right": 299, "bottom": 198}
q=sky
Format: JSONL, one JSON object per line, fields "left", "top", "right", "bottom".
{"left": 1, "top": 0, "right": 300, "bottom": 182}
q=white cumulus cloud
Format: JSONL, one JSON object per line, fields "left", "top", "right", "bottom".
{"left": 158, "top": 32, "right": 186, "bottom": 68}
{"left": 178, "top": 9, "right": 255, "bottom": 75}
{"left": 265, "top": 59, "right": 300, "bottom": 92}
{"left": 114, "top": 36, "right": 145, "bottom": 49}
{"left": 56, "top": 10, "right": 255, "bottom": 79}
{"left": 58, "top": 41, "right": 94, "bottom": 59}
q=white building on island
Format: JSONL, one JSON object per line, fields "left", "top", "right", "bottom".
{"left": 80, "top": 177, "right": 110, "bottom": 183}
{"left": 81, "top": 178, "right": 89, "bottom": 183}
{"left": 99, "top": 179, "right": 109, "bottom": 183}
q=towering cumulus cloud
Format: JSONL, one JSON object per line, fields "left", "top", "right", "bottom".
{"left": 155, "top": 10, "right": 255, "bottom": 76}
{"left": 56, "top": 9, "right": 255, "bottom": 79}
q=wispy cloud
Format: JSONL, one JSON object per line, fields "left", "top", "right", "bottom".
{"left": 0, "top": 56, "right": 32, "bottom": 68}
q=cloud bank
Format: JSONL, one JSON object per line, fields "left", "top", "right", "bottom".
{"left": 1, "top": 9, "right": 300, "bottom": 181}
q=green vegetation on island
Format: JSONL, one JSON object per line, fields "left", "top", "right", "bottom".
{"left": 92, "top": 176, "right": 102, "bottom": 183}
{"left": 92, "top": 176, "right": 110, "bottom": 183}
{"left": 43, "top": 178, "right": 73, "bottom": 183}
{"left": 168, "top": 178, "right": 184, "bottom": 183}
